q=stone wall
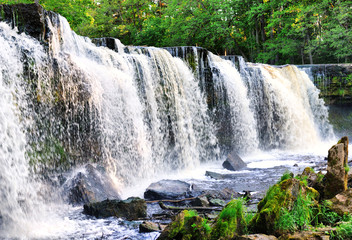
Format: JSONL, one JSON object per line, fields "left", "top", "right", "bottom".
{"left": 297, "top": 64, "right": 352, "bottom": 105}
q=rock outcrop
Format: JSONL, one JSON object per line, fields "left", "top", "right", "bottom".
{"left": 0, "top": 3, "right": 48, "bottom": 41}
{"left": 323, "top": 136, "right": 349, "bottom": 199}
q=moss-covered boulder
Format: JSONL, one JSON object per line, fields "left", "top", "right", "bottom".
{"left": 323, "top": 136, "right": 349, "bottom": 199}
{"left": 250, "top": 178, "right": 319, "bottom": 235}
{"left": 211, "top": 199, "right": 248, "bottom": 240}
{"left": 157, "top": 210, "right": 211, "bottom": 240}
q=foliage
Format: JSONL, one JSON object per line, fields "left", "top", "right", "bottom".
{"left": 1, "top": 0, "right": 350, "bottom": 64}
{"left": 275, "top": 191, "right": 315, "bottom": 232}
{"left": 211, "top": 198, "right": 252, "bottom": 239}
{"left": 330, "top": 215, "right": 352, "bottom": 240}
{"left": 315, "top": 200, "right": 342, "bottom": 226}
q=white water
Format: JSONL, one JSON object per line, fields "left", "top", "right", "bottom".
{"left": 0, "top": 10, "right": 337, "bottom": 240}
{"left": 209, "top": 53, "right": 259, "bottom": 153}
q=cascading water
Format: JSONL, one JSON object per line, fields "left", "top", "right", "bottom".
{"left": 243, "top": 63, "right": 334, "bottom": 149}
{"left": 0, "top": 4, "right": 337, "bottom": 239}
{"left": 208, "top": 53, "right": 259, "bottom": 154}
{"left": 0, "top": 21, "right": 76, "bottom": 239}
{"left": 46, "top": 14, "right": 219, "bottom": 190}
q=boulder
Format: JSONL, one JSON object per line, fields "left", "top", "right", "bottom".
{"left": 329, "top": 188, "right": 352, "bottom": 216}
{"left": 139, "top": 221, "right": 166, "bottom": 233}
{"left": 144, "top": 180, "right": 193, "bottom": 200}
{"left": 234, "top": 234, "right": 278, "bottom": 240}
{"left": 190, "top": 195, "right": 209, "bottom": 207}
{"left": 250, "top": 178, "right": 319, "bottom": 235}
{"left": 157, "top": 210, "right": 211, "bottom": 240}
{"left": 63, "top": 164, "right": 120, "bottom": 205}
{"left": 83, "top": 197, "right": 146, "bottom": 220}
{"left": 323, "top": 136, "right": 349, "bottom": 199}
{"left": 223, "top": 151, "right": 247, "bottom": 171}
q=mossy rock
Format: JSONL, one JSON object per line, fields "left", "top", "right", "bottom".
{"left": 211, "top": 199, "right": 248, "bottom": 240}
{"left": 157, "top": 210, "right": 211, "bottom": 240}
{"left": 250, "top": 178, "right": 319, "bottom": 235}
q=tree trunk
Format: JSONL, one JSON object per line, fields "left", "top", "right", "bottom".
{"left": 307, "top": 34, "right": 313, "bottom": 64}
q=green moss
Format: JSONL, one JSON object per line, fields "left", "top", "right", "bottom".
{"left": 250, "top": 177, "right": 319, "bottom": 235}
{"left": 27, "top": 136, "right": 70, "bottom": 172}
{"left": 317, "top": 172, "right": 325, "bottom": 183}
{"left": 280, "top": 171, "right": 294, "bottom": 183}
{"left": 185, "top": 53, "right": 197, "bottom": 73}
{"left": 275, "top": 191, "right": 315, "bottom": 232}
{"left": 211, "top": 198, "right": 251, "bottom": 239}
{"left": 345, "top": 165, "right": 350, "bottom": 174}
{"left": 168, "top": 210, "right": 211, "bottom": 240}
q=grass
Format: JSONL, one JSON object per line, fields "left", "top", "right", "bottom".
{"left": 275, "top": 191, "right": 315, "bottom": 232}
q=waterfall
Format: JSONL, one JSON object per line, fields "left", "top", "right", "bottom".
{"left": 46, "top": 15, "right": 219, "bottom": 188}
{"left": 0, "top": 21, "right": 54, "bottom": 238}
{"left": 208, "top": 53, "right": 259, "bottom": 154}
{"left": 0, "top": 5, "right": 336, "bottom": 238}
{"left": 238, "top": 61, "right": 334, "bottom": 149}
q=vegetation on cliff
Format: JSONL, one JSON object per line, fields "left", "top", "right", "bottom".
{"left": 1, "top": 0, "right": 351, "bottom": 65}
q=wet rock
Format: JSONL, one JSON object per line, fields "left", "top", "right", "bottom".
{"left": 144, "top": 180, "right": 193, "bottom": 200}
{"left": 209, "top": 198, "right": 226, "bottom": 207}
{"left": 83, "top": 197, "right": 147, "bottom": 220}
{"left": 139, "top": 221, "right": 166, "bottom": 233}
{"left": 323, "top": 137, "right": 349, "bottom": 199}
{"left": 223, "top": 150, "right": 247, "bottom": 171}
{"left": 190, "top": 195, "right": 209, "bottom": 207}
{"left": 203, "top": 188, "right": 239, "bottom": 202}
{"left": 234, "top": 234, "right": 278, "bottom": 240}
{"left": 329, "top": 188, "right": 352, "bottom": 216}
{"left": 205, "top": 171, "right": 229, "bottom": 179}
{"left": 64, "top": 164, "right": 120, "bottom": 205}
{"left": 0, "top": 4, "right": 47, "bottom": 41}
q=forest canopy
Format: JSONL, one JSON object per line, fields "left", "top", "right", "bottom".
{"left": 1, "top": 0, "right": 352, "bottom": 65}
